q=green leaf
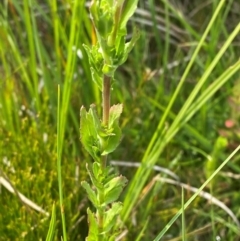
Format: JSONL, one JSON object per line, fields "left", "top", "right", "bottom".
{"left": 86, "top": 208, "right": 99, "bottom": 241}
{"left": 92, "top": 161, "right": 102, "bottom": 180}
{"left": 89, "top": 0, "right": 98, "bottom": 27}
{"left": 45, "top": 203, "right": 56, "bottom": 241}
{"left": 115, "top": 30, "right": 126, "bottom": 58}
{"left": 104, "top": 175, "right": 128, "bottom": 205}
{"left": 89, "top": 104, "right": 102, "bottom": 130}
{"left": 101, "top": 124, "right": 121, "bottom": 156}
{"left": 90, "top": 0, "right": 114, "bottom": 39}
{"left": 80, "top": 104, "right": 122, "bottom": 157}
{"left": 118, "top": 27, "right": 140, "bottom": 66}
{"left": 119, "top": 0, "right": 139, "bottom": 30}
{"left": 124, "top": 26, "right": 140, "bottom": 53}
{"left": 104, "top": 202, "right": 123, "bottom": 232}
{"left": 92, "top": 162, "right": 115, "bottom": 184}
{"left": 102, "top": 166, "right": 118, "bottom": 184}
{"left": 83, "top": 44, "right": 104, "bottom": 90}
{"left": 109, "top": 234, "right": 119, "bottom": 241}
{"left": 80, "top": 105, "right": 101, "bottom": 162}
{"left": 90, "top": 67, "right": 103, "bottom": 90}
{"left": 86, "top": 163, "right": 104, "bottom": 190}
{"left": 101, "top": 104, "right": 123, "bottom": 155}
{"left": 99, "top": 105, "right": 123, "bottom": 154}
{"left": 109, "top": 104, "right": 123, "bottom": 127}
{"left": 97, "top": 4, "right": 114, "bottom": 38}
{"left": 81, "top": 181, "right": 99, "bottom": 207}
{"left": 107, "top": 0, "right": 125, "bottom": 46}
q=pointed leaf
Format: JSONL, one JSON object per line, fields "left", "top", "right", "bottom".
{"left": 96, "top": 0, "right": 114, "bottom": 38}
{"left": 101, "top": 104, "right": 123, "bottom": 155}
{"left": 89, "top": 104, "right": 102, "bottom": 130}
{"left": 119, "top": 0, "right": 138, "bottom": 30}
{"left": 86, "top": 208, "right": 99, "bottom": 241}
{"left": 102, "top": 166, "right": 118, "bottom": 184}
{"left": 90, "top": 67, "right": 103, "bottom": 90}
{"left": 115, "top": 29, "right": 126, "bottom": 56}
{"left": 101, "top": 123, "right": 122, "bottom": 155}
{"left": 104, "top": 175, "right": 128, "bottom": 205}
{"left": 109, "top": 104, "right": 123, "bottom": 127}
{"left": 83, "top": 44, "right": 104, "bottom": 90}
{"left": 81, "top": 181, "right": 99, "bottom": 207}
{"left": 92, "top": 161, "right": 102, "bottom": 180}
{"left": 86, "top": 163, "right": 104, "bottom": 190}
{"left": 118, "top": 27, "right": 140, "bottom": 66}
{"left": 80, "top": 105, "right": 101, "bottom": 162}
{"left": 104, "top": 202, "right": 123, "bottom": 232}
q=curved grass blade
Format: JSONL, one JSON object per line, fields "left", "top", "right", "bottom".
{"left": 45, "top": 203, "right": 56, "bottom": 241}
{"left": 153, "top": 145, "right": 240, "bottom": 241}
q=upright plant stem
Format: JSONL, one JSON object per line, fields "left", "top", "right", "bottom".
{"left": 102, "top": 75, "right": 111, "bottom": 126}
{"left": 102, "top": 74, "right": 111, "bottom": 168}
{"left": 98, "top": 75, "right": 111, "bottom": 240}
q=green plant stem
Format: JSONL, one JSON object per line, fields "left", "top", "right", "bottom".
{"left": 98, "top": 156, "right": 108, "bottom": 241}
{"left": 98, "top": 74, "right": 111, "bottom": 240}
{"left": 98, "top": 188, "right": 105, "bottom": 240}
{"left": 102, "top": 75, "right": 111, "bottom": 126}
{"left": 102, "top": 74, "right": 111, "bottom": 169}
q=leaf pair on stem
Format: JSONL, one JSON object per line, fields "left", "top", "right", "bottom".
{"left": 80, "top": 104, "right": 123, "bottom": 160}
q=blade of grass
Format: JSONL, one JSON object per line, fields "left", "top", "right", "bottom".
{"left": 45, "top": 203, "right": 56, "bottom": 241}
{"left": 50, "top": 0, "right": 61, "bottom": 85}
{"left": 59, "top": 0, "right": 82, "bottom": 154}
{"left": 23, "top": 0, "right": 40, "bottom": 110}
{"left": 165, "top": 59, "right": 240, "bottom": 143}
{"left": 165, "top": 22, "right": 240, "bottom": 141}
{"left": 161, "top": 0, "right": 200, "bottom": 40}
{"left": 152, "top": 144, "right": 240, "bottom": 241}
{"left": 181, "top": 187, "right": 186, "bottom": 241}
{"left": 144, "top": 94, "right": 211, "bottom": 150}
{"left": 57, "top": 85, "right": 67, "bottom": 241}
{"left": 29, "top": 2, "right": 58, "bottom": 114}
{"left": 135, "top": 217, "right": 149, "bottom": 241}
{"left": 122, "top": 0, "right": 226, "bottom": 222}
{"left": 154, "top": 0, "right": 171, "bottom": 102}
{"left": 143, "top": 0, "right": 226, "bottom": 164}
